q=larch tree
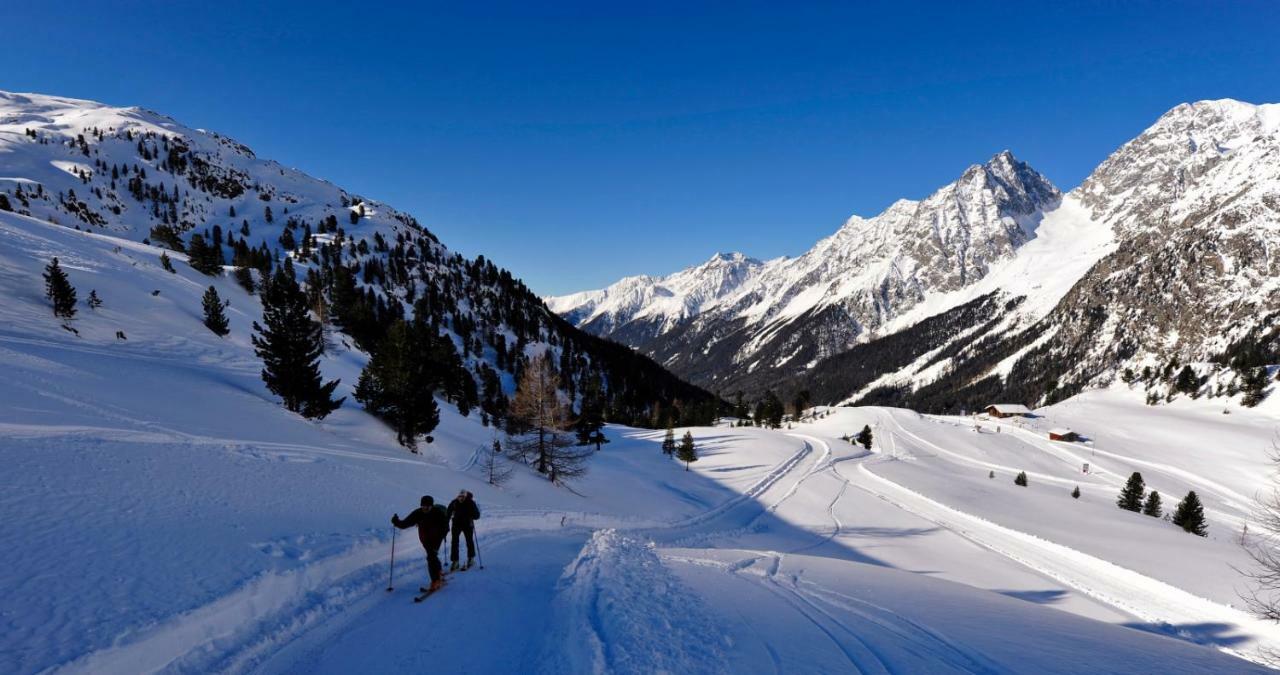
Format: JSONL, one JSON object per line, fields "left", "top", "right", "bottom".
{"left": 509, "top": 353, "right": 589, "bottom": 482}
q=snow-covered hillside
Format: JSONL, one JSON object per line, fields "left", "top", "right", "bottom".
{"left": 0, "top": 90, "right": 715, "bottom": 429}
{"left": 3, "top": 209, "right": 1276, "bottom": 673}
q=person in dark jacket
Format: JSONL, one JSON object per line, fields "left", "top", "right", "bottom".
{"left": 447, "top": 490, "right": 481, "bottom": 570}
{"left": 392, "top": 495, "right": 450, "bottom": 591}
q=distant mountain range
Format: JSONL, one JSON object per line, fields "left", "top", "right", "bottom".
{"left": 548, "top": 100, "right": 1280, "bottom": 411}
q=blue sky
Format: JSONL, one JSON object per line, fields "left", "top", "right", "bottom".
{"left": 5, "top": 1, "right": 1279, "bottom": 295}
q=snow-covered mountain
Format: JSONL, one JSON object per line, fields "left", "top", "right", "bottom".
{"left": 0, "top": 90, "right": 716, "bottom": 425}
{"left": 545, "top": 251, "right": 768, "bottom": 346}
{"left": 552, "top": 100, "right": 1280, "bottom": 413}
{"left": 550, "top": 150, "right": 1064, "bottom": 389}
{"left": 6, "top": 90, "right": 1280, "bottom": 674}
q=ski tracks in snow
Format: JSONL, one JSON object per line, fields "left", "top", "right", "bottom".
{"left": 852, "top": 432, "right": 1280, "bottom": 665}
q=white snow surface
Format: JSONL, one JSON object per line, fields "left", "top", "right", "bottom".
{"left": 3, "top": 105, "right": 1280, "bottom": 673}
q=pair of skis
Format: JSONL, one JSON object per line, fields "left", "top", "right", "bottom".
{"left": 412, "top": 562, "right": 475, "bottom": 602}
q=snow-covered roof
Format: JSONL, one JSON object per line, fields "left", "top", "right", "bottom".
{"left": 986, "top": 404, "right": 1032, "bottom": 414}
{"left": 1048, "top": 428, "right": 1075, "bottom": 436}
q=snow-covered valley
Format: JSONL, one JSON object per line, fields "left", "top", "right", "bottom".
{"left": 3, "top": 207, "right": 1278, "bottom": 673}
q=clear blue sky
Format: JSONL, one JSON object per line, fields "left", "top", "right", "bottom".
{"left": 5, "top": 1, "right": 1279, "bottom": 295}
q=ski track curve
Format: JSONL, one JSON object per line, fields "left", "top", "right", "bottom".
{"left": 852, "top": 434, "right": 1280, "bottom": 666}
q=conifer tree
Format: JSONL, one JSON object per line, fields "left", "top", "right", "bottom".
{"left": 234, "top": 266, "right": 256, "bottom": 294}
{"left": 1117, "top": 472, "right": 1146, "bottom": 511}
{"left": 87, "top": 289, "right": 102, "bottom": 310}
{"left": 1014, "top": 471, "right": 1028, "bottom": 487}
{"left": 677, "top": 431, "right": 698, "bottom": 470}
{"left": 1143, "top": 491, "right": 1163, "bottom": 518}
{"left": 989, "top": 470, "right": 996, "bottom": 479}
{"left": 43, "top": 257, "right": 77, "bottom": 319}
{"left": 160, "top": 252, "right": 175, "bottom": 273}
{"left": 575, "top": 397, "right": 607, "bottom": 450}
{"left": 201, "top": 286, "right": 230, "bottom": 336}
{"left": 1175, "top": 365, "right": 1199, "bottom": 396}
{"left": 252, "top": 260, "right": 343, "bottom": 419}
{"left": 1072, "top": 485, "right": 1081, "bottom": 499}
{"left": 353, "top": 319, "right": 440, "bottom": 448}
{"left": 1172, "top": 491, "right": 1208, "bottom": 536}
{"left": 855, "top": 425, "right": 874, "bottom": 451}
{"left": 661, "top": 426, "right": 676, "bottom": 455}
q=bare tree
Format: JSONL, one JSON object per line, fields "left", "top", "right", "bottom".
{"left": 482, "top": 437, "right": 514, "bottom": 487}
{"left": 508, "top": 353, "right": 591, "bottom": 482}
{"left": 1242, "top": 434, "right": 1280, "bottom": 666}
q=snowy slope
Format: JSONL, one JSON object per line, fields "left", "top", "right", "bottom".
{"left": 3, "top": 206, "right": 1274, "bottom": 673}
{"left": 0, "top": 89, "right": 714, "bottom": 428}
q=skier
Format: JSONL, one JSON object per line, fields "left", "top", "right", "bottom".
{"left": 447, "top": 489, "right": 481, "bottom": 571}
{"left": 392, "top": 495, "right": 450, "bottom": 593}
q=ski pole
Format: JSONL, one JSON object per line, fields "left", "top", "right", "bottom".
{"left": 474, "top": 524, "right": 484, "bottom": 570}
{"left": 387, "top": 525, "right": 397, "bottom": 592}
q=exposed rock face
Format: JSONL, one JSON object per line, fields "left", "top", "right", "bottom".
{"left": 550, "top": 151, "right": 1062, "bottom": 391}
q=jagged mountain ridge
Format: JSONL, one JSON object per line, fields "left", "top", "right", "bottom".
{"left": 0, "top": 90, "right": 716, "bottom": 425}
{"left": 552, "top": 99, "right": 1280, "bottom": 412}
{"left": 545, "top": 251, "right": 767, "bottom": 347}
{"left": 549, "top": 150, "right": 1063, "bottom": 391}
{"left": 782, "top": 99, "right": 1280, "bottom": 412}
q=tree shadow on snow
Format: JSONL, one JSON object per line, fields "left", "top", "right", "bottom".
{"left": 1122, "top": 621, "right": 1252, "bottom": 648}
{"left": 996, "top": 589, "right": 1070, "bottom": 605}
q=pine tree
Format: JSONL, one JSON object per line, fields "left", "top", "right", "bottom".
{"left": 677, "top": 431, "right": 698, "bottom": 470}
{"left": 252, "top": 260, "right": 343, "bottom": 419}
{"left": 234, "top": 266, "right": 256, "bottom": 294}
{"left": 855, "top": 425, "right": 874, "bottom": 451}
{"left": 160, "top": 252, "right": 175, "bottom": 273}
{"left": 87, "top": 289, "right": 102, "bottom": 310}
{"left": 1242, "top": 366, "right": 1269, "bottom": 408}
{"left": 1071, "top": 485, "right": 1081, "bottom": 499}
{"left": 1175, "top": 365, "right": 1199, "bottom": 396}
{"left": 575, "top": 400, "right": 607, "bottom": 450}
{"left": 1014, "top": 471, "right": 1028, "bottom": 487}
{"left": 201, "top": 286, "right": 230, "bottom": 336}
{"left": 1143, "top": 491, "right": 1163, "bottom": 518}
{"left": 354, "top": 319, "right": 440, "bottom": 448}
{"left": 989, "top": 470, "right": 996, "bottom": 479}
{"left": 1117, "top": 472, "right": 1146, "bottom": 511}
{"left": 43, "top": 257, "right": 77, "bottom": 319}
{"left": 1171, "top": 491, "right": 1208, "bottom": 536}
{"left": 661, "top": 426, "right": 676, "bottom": 455}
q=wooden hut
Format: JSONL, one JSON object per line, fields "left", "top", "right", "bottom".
{"left": 984, "top": 404, "right": 1033, "bottom": 419}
